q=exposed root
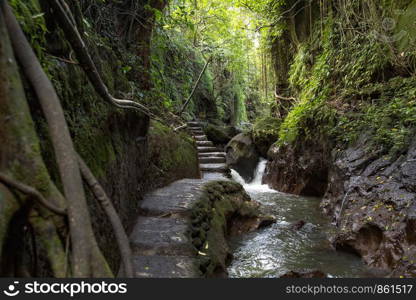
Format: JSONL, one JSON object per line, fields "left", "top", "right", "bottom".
{"left": 50, "top": 0, "right": 151, "bottom": 117}
{"left": 2, "top": 1, "right": 111, "bottom": 277}
{"left": 77, "top": 154, "right": 134, "bottom": 278}
{"left": 29, "top": 211, "right": 68, "bottom": 278}
{"left": 0, "top": 173, "right": 67, "bottom": 216}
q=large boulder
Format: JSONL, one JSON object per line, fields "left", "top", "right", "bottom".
{"left": 225, "top": 133, "right": 259, "bottom": 182}
{"left": 147, "top": 121, "right": 200, "bottom": 187}
{"left": 204, "top": 123, "right": 240, "bottom": 146}
{"left": 252, "top": 117, "right": 281, "bottom": 157}
{"left": 264, "top": 140, "right": 330, "bottom": 197}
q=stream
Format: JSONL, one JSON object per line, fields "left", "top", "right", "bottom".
{"left": 227, "top": 159, "right": 371, "bottom": 278}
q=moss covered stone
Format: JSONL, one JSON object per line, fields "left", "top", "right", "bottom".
{"left": 204, "top": 123, "right": 240, "bottom": 146}
{"left": 146, "top": 121, "right": 199, "bottom": 187}
{"left": 190, "top": 180, "right": 264, "bottom": 277}
{"left": 252, "top": 116, "right": 282, "bottom": 157}
{"left": 225, "top": 133, "right": 260, "bottom": 182}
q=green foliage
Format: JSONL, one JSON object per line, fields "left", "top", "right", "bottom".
{"left": 333, "top": 77, "right": 416, "bottom": 153}
{"left": 158, "top": 0, "right": 265, "bottom": 123}
{"left": 148, "top": 29, "right": 214, "bottom": 117}
{"left": 147, "top": 121, "right": 199, "bottom": 181}
{"left": 269, "top": 0, "right": 416, "bottom": 154}
{"left": 253, "top": 116, "right": 281, "bottom": 141}
{"left": 279, "top": 19, "right": 334, "bottom": 143}
{"left": 9, "top": 0, "right": 47, "bottom": 62}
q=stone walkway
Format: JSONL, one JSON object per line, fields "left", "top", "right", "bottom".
{"left": 130, "top": 121, "right": 229, "bottom": 278}
{"left": 187, "top": 121, "right": 228, "bottom": 176}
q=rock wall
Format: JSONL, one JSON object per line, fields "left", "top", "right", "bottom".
{"left": 264, "top": 139, "right": 330, "bottom": 197}
{"left": 322, "top": 136, "right": 416, "bottom": 277}
{"left": 0, "top": 0, "right": 199, "bottom": 276}
{"left": 264, "top": 135, "right": 416, "bottom": 277}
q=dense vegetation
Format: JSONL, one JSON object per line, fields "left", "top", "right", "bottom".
{"left": 253, "top": 0, "right": 416, "bottom": 156}
{"left": 1, "top": 0, "right": 416, "bottom": 278}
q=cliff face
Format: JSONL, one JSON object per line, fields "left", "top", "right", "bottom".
{"left": 323, "top": 136, "right": 416, "bottom": 277}
{"left": 264, "top": 139, "right": 329, "bottom": 197}
{"left": 264, "top": 134, "right": 416, "bottom": 276}
{"left": 262, "top": 0, "right": 416, "bottom": 277}
{"left": 0, "top": 0, "right": 200, "bottom": 276}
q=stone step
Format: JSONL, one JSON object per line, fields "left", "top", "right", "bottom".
{"left": 202, "top": 172, "right": 230, "bottom": 180}
{"left": 139, "top": 179, "right": 205, "bottom": 216}
{"left": 199, "top": 157, "right": 226, "bottom": 164}
{"left": 198, "top": 152, "right": 226, "bottom": 158}
{"left": 190, "top": 130, "right": 204, "bottom": 135}
{"left": 200, "top": 163, "right": 228, "bottom": 173}
{"left": 187, "top": 121, "right": 201, "bottom": 127}
{"left": 198, "top": 149, "right": 225, "bottom": 158}
{"left": 133, "top": 255, "right": 199, "bottom": 278}
{"left": 130, "top": 217, "right": 195, "bottom": 256}
{"left": 196, "top": 141, "right": 213, "bottom": 147}
{"left": 188, "top": 126, "right": 201, "bottom": 131}
{"left": 194, "top": 135, "right": 207, "bottom": 141}
{"left": 197, "top": 146, "right": 218, "bottom": 153}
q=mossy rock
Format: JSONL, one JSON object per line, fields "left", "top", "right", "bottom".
{"left": 204, "top": 123, "right": 240, "bottom": 146}
{"left": 147, "top": 121, "right": 199, "bottom": 186}
{"left": 252, "top": 117, "right": 282, "bottom": 157}
{"left": 190, "top": 180, "right": 264, "bottom": 277}
{"left": 225, "top": 133, "right": 259, "bottom": 182}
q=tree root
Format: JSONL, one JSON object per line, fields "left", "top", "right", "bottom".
{"left": 0, "top": 173, "right": 66, "bottom": 216}
{"left": 179, "top": 56, "right": 212, "bottom": 115}
{"left": 29, "top": 211, "right": 68, "bottom": 278}
{"left": 77, "top": 155, "right": 134, "bottom": 278}
{"left": 2, "top": 1, "right": 112, "bottom": 277}
{"left": 0, "top": 7, "right": 67, "bottom": 277}
{"left": 50, "top": 0, "right": 151, "bottom": 117}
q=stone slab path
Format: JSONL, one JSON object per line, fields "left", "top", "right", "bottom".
{"left": 130, "top": 121, "right": 229, "bottom": 278}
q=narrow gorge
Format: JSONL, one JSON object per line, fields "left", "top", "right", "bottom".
{"left": 0, "top": 0, "right": 415, "bottom": 279}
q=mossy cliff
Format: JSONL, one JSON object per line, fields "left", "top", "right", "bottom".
{"left": 0, "top": 8, "right": 68, "bottom": 276}
{"left": 145, "top": 121, "right": 200, "bottom": 188}
{"left": 259, "top": 0, "right": 416, "bottom": 276}
{"left": 0, "top": 0, "right": 200, "bottom": 276}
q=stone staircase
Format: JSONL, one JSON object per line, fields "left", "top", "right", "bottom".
{"left": 187, "top": 121, "right": 229, "bottom": 176}
{"left": 130, "top": 179, "right": 206, "bottom": 278}
{"left": 128, "top": 121, "right": 230, "bottom": 278}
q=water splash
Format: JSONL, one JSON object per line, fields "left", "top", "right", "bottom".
{"left": 231, "top": 159, "right": 278, "bottom": 193}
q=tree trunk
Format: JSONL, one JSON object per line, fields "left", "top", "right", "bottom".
{"left": 0, "top": 9, "right": 67, "bottom": 277}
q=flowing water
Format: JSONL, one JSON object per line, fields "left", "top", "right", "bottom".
{"left": 228, "top": 159, "right": 370, "bottom": 278}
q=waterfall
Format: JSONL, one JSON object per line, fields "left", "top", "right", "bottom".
{"left": 336, "top": 176, "right": 361, "bottom": 226}
{"left": 230, "top": 158, "right": 277, "bottom": 193}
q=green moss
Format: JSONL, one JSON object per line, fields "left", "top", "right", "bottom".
{"left": 252, "top": 116, "right": 282, "bottom": 156}
{"left": 204, "top": 124, "right": 237, "bottom": 145}
{"left": 29, "top": 214, "right": 67, "bottom": 278}
{"left": 395, "top": 0, "right": 416, "bottom": 51}
{"left": 271, "top": 2, "right": 416, "bottom": 155}
{"left": 190, "top": 181, "right": 260, "bottom": 277}
{"left": 0, "top": 186, "right": 20, "bottom": 260}
{"left": 148, "top": 31, "right": 216, "bottom": 119}
{"left": 147, "top": 121, "right": 199, "bottom": 184}
{"left": 9, "top": 0, "right": 49, "bottom": 66}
